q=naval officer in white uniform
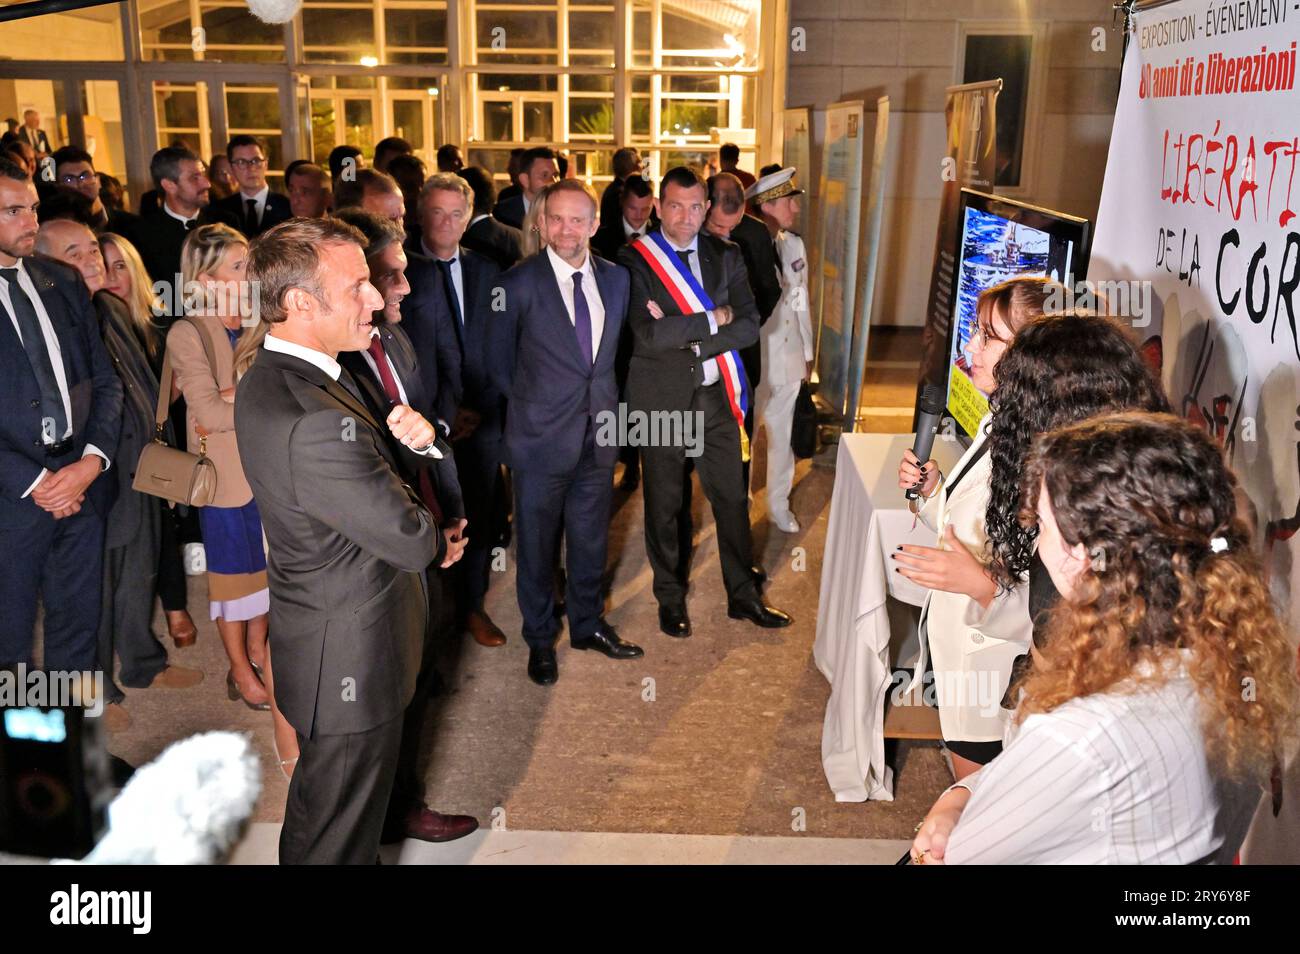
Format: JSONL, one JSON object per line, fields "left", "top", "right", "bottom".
{"left": 748, "top": 167, "right": 813, "bottom": 533}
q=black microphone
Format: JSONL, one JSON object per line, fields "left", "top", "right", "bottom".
{"left": 906, "top": 384, "right": 946, "bottom": 500}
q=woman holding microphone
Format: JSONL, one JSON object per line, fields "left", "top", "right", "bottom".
{"left": 893, "top": 277, "right": 1058, "bottom": 779}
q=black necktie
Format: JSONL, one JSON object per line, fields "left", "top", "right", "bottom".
{"left": 244, "top": 198, "right": 258, "bottom": 233}
{"left": 1, "top": 267, "right": 68, "bottom": 444}
{"left": 184, "top": 218, "right": 196, "bottom": 231}
{"left": 435, "top": 259, "right": 462, "bottom": 325}
{"left": 676, "top": 248, "right": 693, "bottom": 275}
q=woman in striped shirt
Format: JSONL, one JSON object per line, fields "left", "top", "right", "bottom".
{"left": 911, "top": 413, "right": 1298, "bottom": 864}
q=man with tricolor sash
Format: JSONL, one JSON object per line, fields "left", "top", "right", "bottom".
{"left": 618, "top": 166, "right": 793, "bottom": 639}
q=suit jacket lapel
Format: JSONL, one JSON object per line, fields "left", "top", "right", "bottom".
{"left": 591, "top": 260, "right": 621, "bottom": 368}
{"left": 26, "top": 261, "right": 73, "bottom": 380}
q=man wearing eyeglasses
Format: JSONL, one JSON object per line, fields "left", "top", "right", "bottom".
{"left": 209, "top": 135, "right": 291, "bottom": 238}
{"left": 51, "top": 146, "right": 141, "bottom": 244}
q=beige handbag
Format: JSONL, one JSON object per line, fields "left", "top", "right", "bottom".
{"left": 131, "top": 318, "right": 219, "bottom": 506}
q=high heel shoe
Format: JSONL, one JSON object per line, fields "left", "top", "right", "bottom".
{"left": 226, "top": 671, "right": 271, "bottom": 711}
{"left": 166, "top": 609, "right": 198, "bottom": 648}
{"left": 273, "top": 734, "right": 299, "bottom": 781}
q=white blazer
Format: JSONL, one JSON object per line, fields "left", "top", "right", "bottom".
{"left": 905, "top": 413, "right": 1033, "bottom": 742}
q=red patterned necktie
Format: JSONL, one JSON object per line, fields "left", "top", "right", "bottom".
{"left": 367, "top": 334, "right": 443, "bottom": 523}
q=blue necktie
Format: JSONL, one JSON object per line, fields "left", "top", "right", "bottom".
{"left": 572, "top": 271, "right": 593, "bottom": 365}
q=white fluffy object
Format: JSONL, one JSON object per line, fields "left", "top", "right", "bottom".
{"left": 76, "top": 732, "right": 262, "bottom": 865}
{"left": 245, "top": 0, "right": 303, "bottom": 25}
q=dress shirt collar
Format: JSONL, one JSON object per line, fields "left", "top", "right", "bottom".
{"left": 469, "top": 213, "right": 491, "bottom": 226}
{"left": 264, "top": 332, "right": 342, "bottom": 381}
{"left": 0, "top": 256, "right": 30, "bottom": 283}
{"left": 240, "top": 185, "right": 269, "bottom": 205}
{"left": 665, "top": 232, "right": 700, "bottom": 256}
{"left": 421, "top": 240, "right": 459, "bottom": 266}
{"left": 623, "top": 217, "right": 645, "bottom": 240}
{"left": 546, "top": 244, "right": 594, "bottom": 287}
{"left": 162, "top": 200, "right": 198, "bottom": 226}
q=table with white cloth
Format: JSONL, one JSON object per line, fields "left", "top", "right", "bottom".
{"left": 813, "top": 432, "right": 964, "bottom": 802}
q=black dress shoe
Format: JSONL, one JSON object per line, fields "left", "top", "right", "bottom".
{"left": 572, "top": 622, "right": 644, "bottom": 659}
{"left": 658, "top": 604, "right": 691, "bottom": 638}
{"left": 527, "top": 647, "right": 558, "bottom": 685}
{"left": 728, "top": 599, "right": 793, "bottom": 628}
{"left": 751, "top": 564, "right": 767, "bottom": 586}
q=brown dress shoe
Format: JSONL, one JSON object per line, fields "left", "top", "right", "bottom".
{"left": 166, "top": 609, "right": 198, "bottom": 648}
{"left": 381, "top": 806, "right": 479, "bottom": 845}
{"left": 466, "top": 609, "right": 506, "bottom": 647}
{"left": 103, "top": 703, "right": 131, "bottom": 733}
{"left": 147, "top": 665, "right": 205, "bottom": 690}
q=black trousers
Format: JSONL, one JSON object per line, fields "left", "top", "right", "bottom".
{"left": 451, "top": 432, "right": 502, "bottom": 616}
{"left": 388, "top": 576, "right": 444, "bottom": 811}
{"left": 155, "top": 499, "right": 188, "bottom": 613}
{"left": 512, "top": 420, "right": 613, "bottom": 648}
{"left": 641, "top": 384, "right": 759, "bottom": 607}
{"left": 0, "top": 486, "right": 105, "bottom": 672}
{"left": 279, "top": 711, "right": 405, "bottom": 865}
{"left": 99, "top": 496, "right": 168, "bottom": 703}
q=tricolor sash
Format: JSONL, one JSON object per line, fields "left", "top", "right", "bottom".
{"left": 630, "top": 231, "right": 751, "bottom": 461}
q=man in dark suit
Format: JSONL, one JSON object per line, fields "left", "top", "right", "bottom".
{"left": 492, "top": 146, "right": 557, "bottom": 230}
{"left": 458, "top": 165, "right": 523, "bottom": 270}
{"left": 593, "top": 174, "right": 656, "bottom": 491}
{"left": 617, "top": 166, "right": 791, "bottom": 639}
{"left": 51, "top": 146, "right": 141, "bottom": 242}
{"left": 17, "top": 110, "right": 52, "bottom": 160}
{"left": 134, "top": 146, "right": 237, "bottom": 290}
{"left": 705, "top": 172, "right": 781, "bottom": 491}
{"left": 410, "top": 174, "right": 510, "bottom": 648}
{"left": 207, "top": 135, "right": 291, "bottom": 238}
{"left": 490, "top": 180, "right": 644, "bottom": 685}
{"left": 35, "top": 218, "right": 203, "bottom": 729}
{"left": 237, "top": 216, "right": 450, "bottom": 865}
{"left": 0, "top": 156, "right": 122, "bottom": 678}
{"left": 598, "top": 146, "right": 642, "bottom": 229}
{"left": 592, "top": 174, "right": 655, "bottom": 262}
{"left": 331, "top": 209, "right": 479, "bottom": 846}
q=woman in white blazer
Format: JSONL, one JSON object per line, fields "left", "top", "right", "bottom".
{"left": 893, "top": 278, "right": 1058, "bottom": 779}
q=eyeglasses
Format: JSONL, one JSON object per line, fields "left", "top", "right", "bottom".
{"left": 231, "top": 157, "right": 266, "bottom": 169}
{"left": 59, "top": 171, "right": 98, "bottom": 185}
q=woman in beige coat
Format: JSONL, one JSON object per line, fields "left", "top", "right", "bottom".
{"left": 168, "top": 224, "right": 271, "bottom": 709}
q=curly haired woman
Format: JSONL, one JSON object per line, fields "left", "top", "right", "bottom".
{"left": 910, "top": 413, "right": 1299, "bottom": 863}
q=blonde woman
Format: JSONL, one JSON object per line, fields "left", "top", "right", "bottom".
{"left": 168, "top": 223, "right": 271, "bottom": 709}
{"left": 99, "top": 232, "right": 165, "bottom": 368}
{"left": 99, "top": 230, "right": 200, "bottom": 650}
{"left": 520, "top": 189, "right": 548, "bottom": 256}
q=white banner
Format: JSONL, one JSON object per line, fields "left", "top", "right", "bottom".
{"left": 1092, "top": 0, "right": 1300, "bottom": 861}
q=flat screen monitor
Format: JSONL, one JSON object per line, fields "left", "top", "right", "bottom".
{"left": 945, "top": 189, "right": 1091, "bottom": 441}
